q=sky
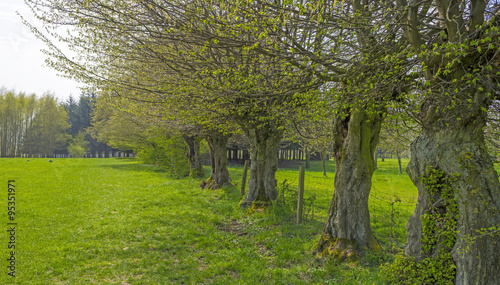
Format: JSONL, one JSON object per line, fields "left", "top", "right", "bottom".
{"left": 0, "top": 0, "right": 81, "bottom": 102}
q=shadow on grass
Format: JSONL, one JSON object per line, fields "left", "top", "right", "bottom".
{"left": 95, "top": 159, "right": 169, "bottom": 174}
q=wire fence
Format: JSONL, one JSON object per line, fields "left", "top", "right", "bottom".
{"left": 275, "top": 167, "right": 418, "bottom": 250}
{"left": 369, "top": 190, "right": 417, "bottom": 250}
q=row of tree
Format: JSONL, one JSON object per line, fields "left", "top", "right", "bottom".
{"left": 26, "top": 1, "right": 500, "bottom": 284}
{"left": 0, "top": 89, "right": 68, "bottom": 157}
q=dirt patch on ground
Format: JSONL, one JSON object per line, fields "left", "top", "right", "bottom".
{"left": 218, "top": 219, "right": 248, "bottom": 236}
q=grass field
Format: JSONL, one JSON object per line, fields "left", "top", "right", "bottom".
{"left": 0, "top": 158, "right": 497, "bottom": 284}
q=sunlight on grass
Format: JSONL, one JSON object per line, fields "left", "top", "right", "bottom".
{"left": 2, "top": 157, "right": 493, "bottom": 284}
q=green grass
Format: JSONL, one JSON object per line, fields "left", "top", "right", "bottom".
{"left": 269, "top": 158, "right": 417, "bottom": 249}
{"left": 1, "top": 158, "right": 496, "bottom": 284}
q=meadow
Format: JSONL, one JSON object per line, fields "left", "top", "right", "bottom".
{"left": 0, "top": 157, "right": 490, "bottom": 284}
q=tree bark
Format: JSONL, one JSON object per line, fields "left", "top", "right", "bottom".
{"left": 321, "top": 149, "right": 327, "bottom": 176}
{"left": 240, "top": 125, "right": 283, "bottom": 207}
{"left": 182, "top": 135, "right": 204, "bottom": 178}
{"left": 316, "top": 108, "right": 382, "bottom": 258}
{"left": 406, "top": 102, "right": 500, "bottom": 284}
{"left": 396, "top": 149, "right": 402, "bottom": 175}
{"left": 393, "top": 1, "right": 500, "bottom": 281}
{"left": 203, "top": 132, "right": 231, "bottom": 189}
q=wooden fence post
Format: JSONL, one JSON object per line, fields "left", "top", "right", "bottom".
{"left": 240, "top": 160, "right": 249, "bottom": 196}
{"left": 297, "top": 166, "right": 305, "bottom": 224}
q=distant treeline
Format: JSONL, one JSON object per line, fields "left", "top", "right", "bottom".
{"left": 0, "top": 89, "right": 116, "bottom": 158}
{"left": 62, "top": 93, "right": 118, "bottom": 158}
{"left": 0, "top": 89, "right": 68, "bottom": 157}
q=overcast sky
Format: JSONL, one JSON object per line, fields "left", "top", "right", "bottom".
{"left": 0, "top": 0, "right": 81, "bottom": 102}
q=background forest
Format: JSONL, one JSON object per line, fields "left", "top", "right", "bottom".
{"left": 0, "top": 89, "right": 119, "bottom": 158}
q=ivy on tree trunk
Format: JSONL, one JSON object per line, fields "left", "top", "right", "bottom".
{"left": 406, "top": 95, "right": 500, "bottom": 284}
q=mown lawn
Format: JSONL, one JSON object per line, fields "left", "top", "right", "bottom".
{"left": 1, "top": 158, "right": 496, "bottom": 284}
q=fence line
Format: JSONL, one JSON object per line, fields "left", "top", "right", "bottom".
{"left": 12, "top": 151, "right": 136, "bottom": 159}
{"left": 276, "top": 168, "right": 417, "bottom": 249}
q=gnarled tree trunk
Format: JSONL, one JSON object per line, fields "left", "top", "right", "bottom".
{"left": 240, "top": 125, "right": 283, "bottom": 208}
{"left": 182, "top": 135, "right": 203, "bottom": 178}
{"left": 393, "top": 1, "right": 500, "bottom": 281}
{"left": 203, "top": 132, "right": 231, "bottom": 189}
{"left": 316, "top": 108, "right": 382, "bottom": 259}
{"left": 406, "top": 96, "right": 500, "bottom": 284}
